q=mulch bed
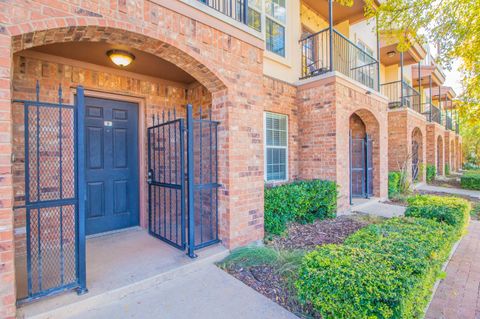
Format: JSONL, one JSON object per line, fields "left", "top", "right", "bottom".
{"left": 224, "top": 215, "right": 373, "bottom": 318}
{"left": 266, "top": 215, "right": 371, "bottom": 250}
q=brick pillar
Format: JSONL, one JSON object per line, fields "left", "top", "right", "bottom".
{"left": 0, "top": 33, "right": 16, "bottom": 318}
{"left": 426, "top": 124, "right": 437, "bottom": 170}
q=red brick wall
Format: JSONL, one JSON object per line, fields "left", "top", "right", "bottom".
{"left": 388, "top": 109, "right": 427, "bottom": 182}
{"left": 297, "top": 75, "right": 389, "bottom": 211}
{"left": 263, "top": 76, "right": 299, "bottom": 181}
{"left": 426, "top": 123, "right": 446, "bottom": 176}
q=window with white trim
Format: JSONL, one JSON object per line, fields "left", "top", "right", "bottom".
{"left": 265, "top": 112, "right": 288, "bottom": 181}
{"left": 265, "top": 0, "right": 286, "bottom": 57}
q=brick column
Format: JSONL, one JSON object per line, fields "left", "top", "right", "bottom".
{"left": 0, "top": 32, "right": 16, "bottom": 318}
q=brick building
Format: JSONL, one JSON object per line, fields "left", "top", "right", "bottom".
{"left": 0, "top": 0, "right": 463, "bottom": 317}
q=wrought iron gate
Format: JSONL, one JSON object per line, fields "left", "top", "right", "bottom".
{"left": 412, "top": 141, "right": 419, "bottom": 181}
{"left": 350, "top": 134, "right": 374, "bottom": 201}
{"left": 147, "top": 105, "right": 220, "bottom": 258}
{"left": 14, "top": 83, "right": 87, "bottom": 304}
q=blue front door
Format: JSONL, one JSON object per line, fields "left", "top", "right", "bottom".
{"left": 85, "top": 97, "right": 139, "bottom": 235}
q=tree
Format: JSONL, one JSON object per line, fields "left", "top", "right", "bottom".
{"left": 364, "top": 0, "right": 480, "bottom": 125}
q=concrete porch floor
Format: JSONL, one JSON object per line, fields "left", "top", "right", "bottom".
{"left": 17, "top": 228, "right": 228, "bottom": 319}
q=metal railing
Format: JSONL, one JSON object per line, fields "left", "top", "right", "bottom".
{"left": 446, "top": 115, "right": 453, "bottom": 130}
{"left": 197, "top": 0, "right": 249, "bottom": 25}
{"left": 300, "top": 28, "right": 379, "bottom": 91}
{"left": 422, "top": 103, "right": 442, "bottom": 124}
{"left": 381, "top": 80, "right": 421, "bottom": 113}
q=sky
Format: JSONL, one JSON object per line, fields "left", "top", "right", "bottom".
{"left": 444, "top": 60, "right": 464, "bottom": 96}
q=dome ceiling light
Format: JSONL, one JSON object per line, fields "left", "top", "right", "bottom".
{"left": 107, "top": 49, "right": 135, "bottom": 67}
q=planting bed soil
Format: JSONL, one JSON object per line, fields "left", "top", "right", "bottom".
{"left": 223, "top": 215, "right": 375, "bottom": 318}
{"left": 267, "top": 215, "right": 372, "bottom": 250}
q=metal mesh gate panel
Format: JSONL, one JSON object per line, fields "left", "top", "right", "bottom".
{"left": 15, "top": 83, "right": 87, "bottom": 303}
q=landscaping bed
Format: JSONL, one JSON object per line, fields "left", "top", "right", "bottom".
{"left": 220, "top": 215, "right": 376, "bottom": 319}
{"left": 220, "top": 190, "right": 471, "bottom": 319}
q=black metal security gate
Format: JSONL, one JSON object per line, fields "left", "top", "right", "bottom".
{"left": 147, "top": 105, "right": 220, "bottom": 258}
{"left": 412, "top": 140, "right": 419, "bottom": 181}
{"left": 14, "top": 83, "right": 87, "bottom": 304}
{"left": 350, "top": 134, "right": 374, "bottom": 201}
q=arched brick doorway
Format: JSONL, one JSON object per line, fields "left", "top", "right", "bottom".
{"left": 349, "top": 110, "right": 380, "bottom": 200}
{"left": 437, "top": 135, "right": 444, "bottom": 175}
{"left": 451, "top": 140, "right": 455, "bottom": 172}
{"left": 412, "top": 127, "right": 423, "bottom": 182}
{"left": 10, "top": 26, "right": 236, "bottom": 303}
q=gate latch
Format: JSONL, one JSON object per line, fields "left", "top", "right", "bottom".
{"left": 147, "top": 170, "right": 153, "bottom": 184}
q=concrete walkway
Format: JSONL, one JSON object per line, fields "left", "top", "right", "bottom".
{"left": 48, "top": 263, "right": 298, "bottom": 319}
{"left": 416, "top": 184, "right": 480, "bottom": 199}
{"left": 426, "top": 221, "right": 480, "bottom": 319}
{"left": 351, "top": 199, "right": 406, "bottom": 218}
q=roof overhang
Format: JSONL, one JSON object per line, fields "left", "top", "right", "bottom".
{"left": 302, "top": 0, "right": 380, "bottom": 25}
{"left": 380, "top": 33, "right": 427, "bottom": 66}
{"left": 412, "top": 64, "right": 446, "bottom": 88}
{"left": 432, "top": 86, "right": 457, "bottom": 103}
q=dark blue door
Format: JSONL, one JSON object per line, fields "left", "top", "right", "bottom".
{"left": 85, "top": 97, "right": 139, "bottom": 235}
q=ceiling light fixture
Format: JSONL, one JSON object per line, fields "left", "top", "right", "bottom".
{"left": 107, "top": 49, "right": 135, "bottom": 67}
{"left": 387, "top": 50, "right": 396, "bottom": 58}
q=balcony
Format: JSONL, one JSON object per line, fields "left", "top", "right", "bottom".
{"left": 381, "top": 80, "right": 421, "bottom": 113}
{"left": 300, "top": 28, "right": 379, "bottom": 91}
{"left": 422, "top": 103, "right": 442, "bottom": 125}
{"left": 196, "top": 0, "right": 249, "bottom": 25}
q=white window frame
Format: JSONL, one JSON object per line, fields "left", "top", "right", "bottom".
{"left": 264, "top": 112, "right": 289, "bottom": 182}
{"left": 264, "top": 0, "right": 287, "bottom": 57}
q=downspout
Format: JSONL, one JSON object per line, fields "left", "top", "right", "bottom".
{"left": 376, "top": 16, "right": 380, "bottom": 92}
{"left": 400, "top": 51, "right": 404, "bottom": 106}
{"left": 429, "top": 75, "right": 433, "bottom": 122}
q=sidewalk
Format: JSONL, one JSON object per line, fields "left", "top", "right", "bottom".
{"left": 426, "top": 221, "right": 480, "bottom": 319}
{"left": 53, "top": 263, "right": 298, "bottom": 319}
{"left": 416, "top": 184, "right": 480, "bottom": 199}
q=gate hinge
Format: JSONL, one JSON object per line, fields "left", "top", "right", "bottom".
{"left": 147, "top": 170, "right": 153, "bottom": 184}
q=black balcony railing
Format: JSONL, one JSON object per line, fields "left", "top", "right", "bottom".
{"left": 197, "top": 0, "right": 249, "bottom": 25}
{"left": 300, "top": 28, "right": 379, "bottom": 91}
{"left": 446, "top": 115, "right": 453, "bottom": 130}
{"left": 381, "top": 80, "right": 421, "bottom": 113}
{"left": 422, "top": 103, "right": 442, "bottom": 124}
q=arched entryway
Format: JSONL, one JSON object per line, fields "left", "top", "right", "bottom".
{"left": 11, "top": 26, "right": 230, "bottom": 304}
{"left": 451, "top": 140, "right": 455, "bottom": 172}
{"left": 437, "top": 135, "right": 444, "bottom": 175}
{"left": 349, "top": 110, "right": 380, "bottom": 201}
{"left": 412, "top": 127, "right": 423, "bottom": 181}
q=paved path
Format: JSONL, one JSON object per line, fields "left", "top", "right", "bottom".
{"left": 426, "top": 221, "right": 480, "bottom": 319}
{"left": 62, "top": 264, "right": 298, "bottom": 319}
{"left": 352, "top": 201, "right": 406, "bottom": 218}
{"left": 416, "top": 184, "right": 480, "bottom": 199}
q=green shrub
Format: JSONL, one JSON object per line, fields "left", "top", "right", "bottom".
{"left": 296, "top": 218, "right": 458, "bottom": 319}
{"left": 406, "top": 195, "right": 471, "bottom": 236}
{"left": 416, "top": 163, "right": 425, "bottom": 182}
{"left": 264, "top": 180, "right": 337, "bottom": 234}
{"left": 445, "top": 164, "right": 450, "bottom": 176}
{"left": 426, "top": 164, "right": 436, "bottom": 183}
{"left": 461, "top": 173, "right": 480, "bottom": 190}
{"left": 388, "top": 171, "right": 401, "bottom": 198}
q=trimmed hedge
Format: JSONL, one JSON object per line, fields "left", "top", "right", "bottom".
{"left": 426, "top": 164, "right": 436, "bottom": 183}
{"left": 296, "top": 196, "right": 471, "bottom": 319}
{"left": 388, "top": 171, "right": 401, "bottom": 198}
{"left": 406, "top": 195, "right": 471, "bottom": 235}
{"left": 264, "top": 180, "right": 337, "bottom": 235}
{"left": 445, "top": 164, "right": 450, "bottom": 176}
{"left": 297, "top": 218, "right": 458, "bottom": 319}
{"left": 461, "top": 173, "right": 480, "bottom": 190}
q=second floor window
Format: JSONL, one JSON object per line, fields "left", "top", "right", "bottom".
{"left": 265, "top": 0, "right": 286, "bottom": 57}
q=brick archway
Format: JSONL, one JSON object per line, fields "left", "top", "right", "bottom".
{"left": 412, "top": 127, "right": 423, "bottom": 181}
{"left": 11, "top": 26, "right": 227, "bottom": 94}
{"left": 349, "top": 109, "right": 381, "bottom": 197}
{"left": 437, "top": 135, "right": 444, "bottom": 175}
